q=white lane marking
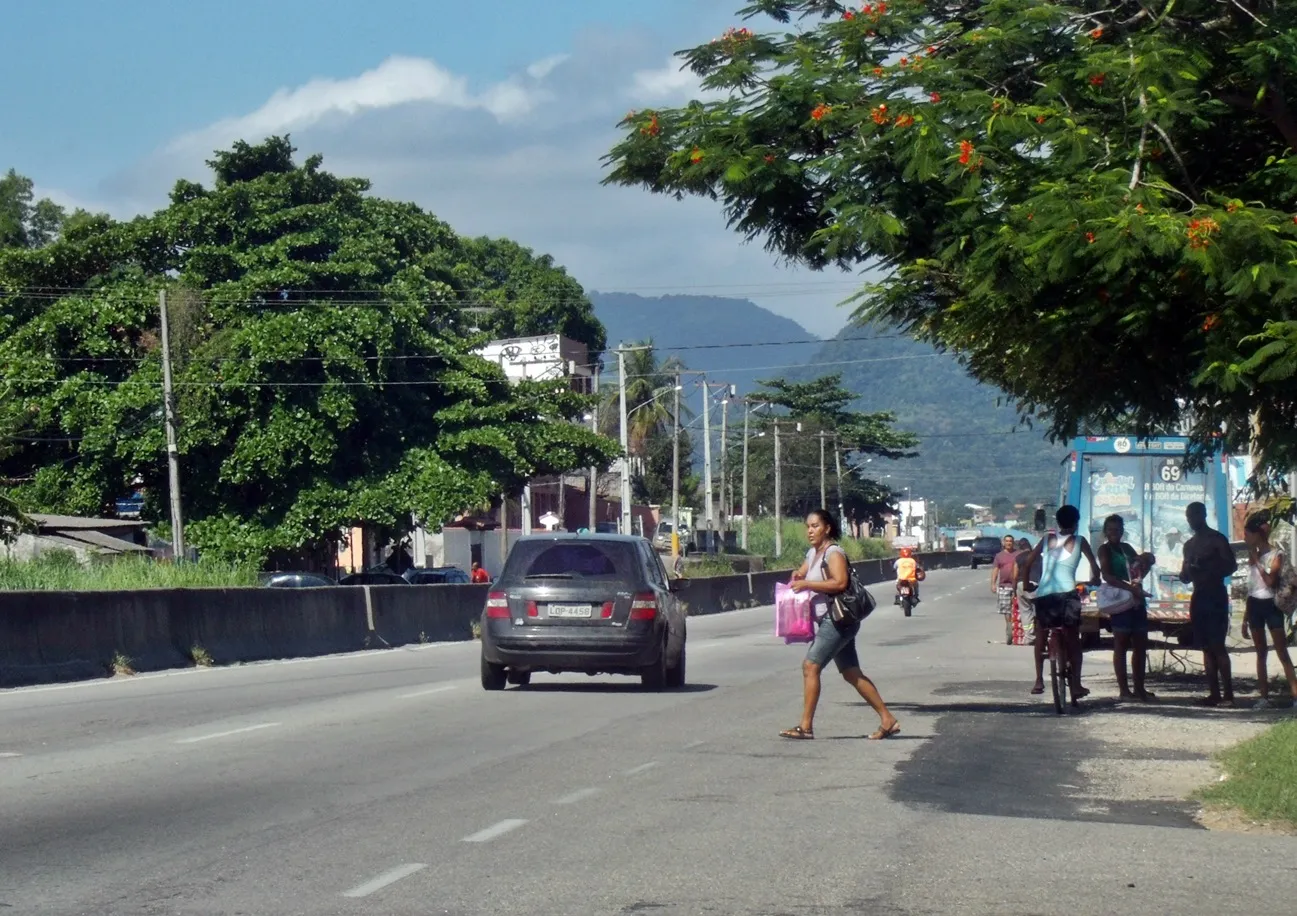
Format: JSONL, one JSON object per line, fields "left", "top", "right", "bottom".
{"left": 553, "top": 787, "right": 601, "bottom": 805}
{"left": 342, "top": 863, "right": 428, "bottom": 898}
{"left": 398, "top": 684, "right": 458, "bottom": 700}
{"left": 175, "top": 722, "right": 281, "bottom": 745}
{"left": 0, "top": 752, "right": 21, "bottom": 758}
{"left": 625, "top": 761, "right": 659, "bottom": 776}
{"left": 683, "top": 740, "right": 706, "bottom": 750}
{"left": 462, "top": 819, "right": 528, "bottom": 843}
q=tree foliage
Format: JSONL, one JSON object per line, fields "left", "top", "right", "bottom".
{"left": 0, "top": 138, "right": 617, "bottom": 562}
{"left": 0, "top": 169, "right": 72, "bottom": 249}
{"left": 605, "top": 0, "right": 1297, "bottom": 473}
{"left": 738, "top": 373, "right": 918, "bottom": 521}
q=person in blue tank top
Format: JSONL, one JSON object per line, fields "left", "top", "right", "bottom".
{"left": 1019, "top": 505, "right": 1101, "bottom": 699}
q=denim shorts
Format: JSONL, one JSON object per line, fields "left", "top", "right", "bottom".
{"left": 1246, "top": 597, "right": 1285, "bottom": 632}
{"left": 805, "top": 616, "right": 861, "bottom": 672}
{"left": 1109, "top": 602, "right": 1149, "bottom": 635}
{"left": 1033, "top": 593, "right": 1082, "bottom": 629}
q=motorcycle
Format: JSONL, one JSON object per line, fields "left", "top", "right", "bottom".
{"left": 897, "top": 581, "right": 916, "bottom": 617}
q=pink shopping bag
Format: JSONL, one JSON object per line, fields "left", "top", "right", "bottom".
{"left": 775, "top": 582, "right": 815, "bottom": 644}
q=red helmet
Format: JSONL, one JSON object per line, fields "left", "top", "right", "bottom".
{"left": 899, "top": 547, "right": 913, "bottom": 557}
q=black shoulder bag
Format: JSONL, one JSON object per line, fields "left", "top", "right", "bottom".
{"left": 820, "top": 551, "right": 877, "bottom": 630}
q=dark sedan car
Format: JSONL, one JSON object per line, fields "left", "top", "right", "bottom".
{"left": 479, "top": 534, "right": 686, "bottom": 691}
{"left": 338, "top": 570, "right": 409, "bottom": 586}
{"left": 403, "top": 566, "right": 470, "bottom": 585}
{"left": 260, "top": 572, "right": 336, "bottom": 588}
{"left": 969, "top": 536, "right": 1004, "bottom": 570}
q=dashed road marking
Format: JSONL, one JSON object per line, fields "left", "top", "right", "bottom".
{"left": 462, "top": 819, "right": 528, "bottom": 843}
{"left": 342, "top": 863, "right": 428, "bottom": 898}
{"left": 175, "top": 722, "right": 280, "bottom": 745}
{"left": 553, "top": 787, "right": 601, "bottom": 805}
{"left": 683, "top": 740, "right": 706, "bottom": 750}
{"left": 0, "top": 752, "right": 21, "bottom": 758}
{"left": 625, "top": 761, "right": 659, "bottom": 776}
{"left": 398, "top": 684, "right": 458, "bottom": 700}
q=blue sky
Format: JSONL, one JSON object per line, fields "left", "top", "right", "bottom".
{"left": 1, "top": 1, "right": 862, "bottom": 336}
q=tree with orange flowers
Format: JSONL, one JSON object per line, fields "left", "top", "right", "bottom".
{"left": 605, "top": 0, "right": 1297, "bottom": 474}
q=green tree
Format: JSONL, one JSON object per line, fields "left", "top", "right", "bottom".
{"left": 604, "top": 0, "right": 1297, "bottom": 473}
{"left": 0, "top": 138, "right": 617, "bottom": 563}
{"left": 738, "top": 373, "right": 918, "bottom": 520}
{"left": 0, "top": 169, "right": 66, "bottom": 249}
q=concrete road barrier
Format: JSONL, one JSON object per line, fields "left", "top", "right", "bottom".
{"left": 0, "top": 551, "right": 964, "bottom": 687}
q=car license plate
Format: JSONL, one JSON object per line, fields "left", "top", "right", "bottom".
{"left": 547, "top": 604, "right": 593, "bottom": 619}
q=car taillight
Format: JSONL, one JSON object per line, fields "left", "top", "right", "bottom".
{"left": 629, "top": 594, "right": 657, "bottom": 621}
{"left": 527, "top": 600, "right": 539, "bottom": 618}
{"left": 485, "top": 592, "right": 510, "bottom": 618}
{"left": 600, "top": 601, "right": 614, "bottom": 619}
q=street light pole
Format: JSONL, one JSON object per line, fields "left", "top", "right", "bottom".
{"left": 672, "top": 372, "right": 681, "bottom": 560}
{"left": 774, "top": 421, "right": 782, "bottom": 559}
{"left": 833, "top": 436, "right": 845, "bottom": 535}
{"left": 617, "top": 348, "right": 631, "bottom": 535}
{"left": 741, "top": 405, "right": 752, "bottom": 551}
{"left": 158, "top": 290, "right": 186, "bottom": 561}
{"left": 589, "top": 365, "right": 599, "bottom": 530}
{"left": 702, "top": 381, "right": 714, "bottom": 548}
{"left": 819, "top": 431, "right": 827, "bottom": 509}
{"left": 719, "top": 392, "right": 730, "bottom": 539}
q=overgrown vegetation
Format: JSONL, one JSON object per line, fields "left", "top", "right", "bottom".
{"left": 1198, "top": 722, "right": 1297, "bottom": 830}
{"left": 0, "top": 551, "right": 258, "bottom": 591}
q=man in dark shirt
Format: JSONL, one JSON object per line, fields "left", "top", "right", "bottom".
{"left": 1179, "top": 501, "right": 1239, "bottom": 706}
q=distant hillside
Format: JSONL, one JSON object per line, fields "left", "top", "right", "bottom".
{"left": 589, "top": 292, "right": 821, "bottom": 395}
{"left": 589, "top": 291, "right": 1065, "bottom": 513}
{"left": 802, "top": 324, "right": 1067, "bottom": 510}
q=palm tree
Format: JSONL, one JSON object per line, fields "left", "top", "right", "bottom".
{"left": 598, "top": 341, "right": 689, "bottom": 460}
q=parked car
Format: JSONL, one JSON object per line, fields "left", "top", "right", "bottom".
{"left": 479, "top": 533, "right": 686, "bottom": 691}
{"left": 260, "top": 572, "right": 336, "bottom": 588}
{"left": 969, "top": 536, "right": 1003, "bottom": 569}
{"left": 403, "top": 566, "right": 471, "bottom": 585}
{"left": 338, "top": 570, "right": 409, "bottom": 586}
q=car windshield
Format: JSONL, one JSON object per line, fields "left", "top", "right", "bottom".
{"left": 506, "top": 541, "right": 635, "bottom": 581}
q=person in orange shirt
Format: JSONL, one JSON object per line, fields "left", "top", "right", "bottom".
{"left": 893, "top": 547, "right": 924, "bottom": 604}
{"left": 470, "top": 561, "right": 491, "bottom": 584}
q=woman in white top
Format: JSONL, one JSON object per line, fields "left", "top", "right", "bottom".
{"left": 779, "top": 509, "right": 899, "bottom": 740}
{"left": 1242, "top": 514, "right": 1297, "bottom": 708}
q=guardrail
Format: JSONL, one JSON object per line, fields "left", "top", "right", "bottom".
{"left": 0, "top": 551, "right": 967, "bottom": 688}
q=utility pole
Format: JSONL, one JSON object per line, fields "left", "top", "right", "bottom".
{"left": 833, "top": 436, "right": 845, "bottom": 534}
{"left": 672, "top": 373, "right": 681, "bottom": 560}
{"left": 617, "top": 349, "right": 632, "bottom": 535}
{"left": 702, "top": 381, "right": 714, "bottom": 550}
{"left": 774, "top": 421, "right": 782, "bottom": 559}
{"left": 719, "top": 391, "right": 730, "bottom": 539}
{"left": 1290, "top": 468, "right": 1297, "bottom": 563}
{"left": 819, "top": 431, "right": 827, "bottom": 509}
{"left": 741, "top": 403, "right": 752, "bottom": 551}
{"left": 589, "top": 366, "right": 599, "bottom": 530}
{"left": 158, "top": 290, "right": 186, "bottom": 561}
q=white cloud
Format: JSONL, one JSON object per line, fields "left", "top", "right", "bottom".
{"left": 169, "top": 56, "right": 547, "bottom": 155}
{"left": 84, "top": 41, "right": 858, "bottom": 338}
{"left": 629, "top": 56, "right": 722, "bottom": 103}
{"left": 526, "top": 54, "right": 570, "bottom": 81}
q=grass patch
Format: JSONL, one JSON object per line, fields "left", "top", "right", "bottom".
{"left": 741, "top": 518, "right": 892, "bottom": 570}
{"left": 0, "top": 551, "right": 258, "bottom": 591}
{"left": 189, "top": 645, "right": 213, "bottom": 668}
{"left": 1198, "top": 721, "right": 1297, "bottom": 829}
{"left": 110, "top": 652, "right": 136, "bottom": 677}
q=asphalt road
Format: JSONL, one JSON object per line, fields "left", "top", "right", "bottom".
{"left": 2, "top": 568, "right": 1294, "bottom": 915}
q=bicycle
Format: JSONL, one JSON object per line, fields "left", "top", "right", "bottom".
{"left": 1043, "top": 584, "right": 1090, "bottom": 715}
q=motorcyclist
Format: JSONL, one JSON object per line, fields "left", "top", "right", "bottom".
{"left": 893, "top": 547, "right": 924, "bottom": 605}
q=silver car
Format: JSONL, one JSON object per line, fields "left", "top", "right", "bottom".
{"left": 479, "top": 534, "right": 687, "bottom": 691}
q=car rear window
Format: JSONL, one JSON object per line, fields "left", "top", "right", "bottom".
{"left": 503, "top": 541, "right": 639, "bottom": 582}
{"left": 974, "top": 538, "right": 1002, "bottom": 551}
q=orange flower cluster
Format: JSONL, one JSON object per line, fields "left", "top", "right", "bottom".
{"left": 894, "top": 113, "right": 915, "bottom": 128}
{"left": 930, "top": 92, "right": 941, "bottom": 103}
{"left": 958, "top": 140, "right": 974, "bottom": 165}
{"left": 1090, "top": 27, "right": 1104, "bottom": 39}
{"left": 1086, "top": 232, "right": 1096, "bottom": 244}
{"left": 714, "top": 27, "right": 753, "bottom": 47}
{"left": 871, "top": 104, "right": 890, "bottom": 125}
{"left": 811, "top": 103, "right": 832, "bottom": 121}
{"left": 640, "top": 113, "right": 661, "bottom": 137}
{"left": 1187, "top": 217, "right": 1220, "bottom": 250}
{"left": 690, "top": 148, "right": 705, "bottom": 163}
{"left": 1202, "top": 314, "right": 1220, "bottom": 332}
{"left": 1089, "top": 73, "right": 1106, "bottom": 86}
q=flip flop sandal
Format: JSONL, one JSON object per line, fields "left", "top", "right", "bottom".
{"left": 869, "top": 722, "right": 901, "bottom": 740}
{"left": 779, "top": 726, "right": 814, "bottom": 740}
{"left": 1030, "top": 685, "right": 1045, "bottom": 695}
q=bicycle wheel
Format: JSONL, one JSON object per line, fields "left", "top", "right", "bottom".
{"left": 1048, "top": 634, "right": 1064, "bottom": 715}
